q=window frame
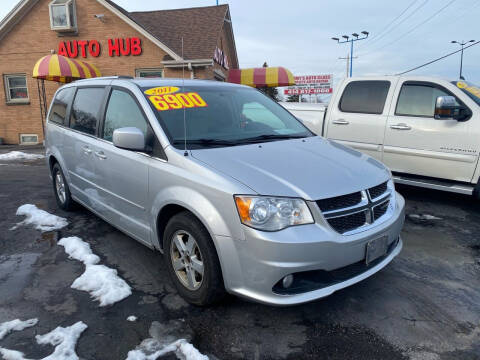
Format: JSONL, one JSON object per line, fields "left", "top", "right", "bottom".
{"left": 135, "top": 68, "right": 164, "bottom": 78}
{"left": 4, "top": 74, "right": 29, "bottom": 104}
{"left": 394, "top": 81, "right": 471, "bottom": 119}
{"left": 48, "top": 86, "right": 76, "bottom": 126}
{"left": 99, "top": 86, "right": 167, "bottom": 160}
{"left": 338, "top": 80, "right": 391, "bottom": 115}
{"left": 48, "top": 0, "right": 77, "bottom": 32}
{"left": 68, "top": 86, "right": 107, "bottom": 137}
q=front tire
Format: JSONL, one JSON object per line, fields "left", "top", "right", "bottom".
{"left": 52, "top": 163, "right": 75, "bottom": 211}
{"left": 164, "top": 211, "right": 225, "bottom": 306}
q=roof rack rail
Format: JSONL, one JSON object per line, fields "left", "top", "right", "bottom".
{"left": 116, "top": 75, "right": 134, "bottom": 79}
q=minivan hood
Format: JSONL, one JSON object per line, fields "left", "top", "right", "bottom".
{"left": 191, "top": 136, "right": 390, "bottom": 200}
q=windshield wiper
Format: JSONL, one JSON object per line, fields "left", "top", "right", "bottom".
{"left": 236, "top": 134, "right": 309, "bottom": 143}
{"left": 172, "top": 138, "right": 237, "bottom": 147}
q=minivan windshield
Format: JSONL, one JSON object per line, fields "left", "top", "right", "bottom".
{"left": 142, "top": 85, "right": 312, "bottom": 149}
{"left": 452, "top": 80, "right": 480, "bottom": 106}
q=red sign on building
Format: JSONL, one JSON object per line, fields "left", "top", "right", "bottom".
{"left": 58, "top": 38, "right": 142, "bottom": 58}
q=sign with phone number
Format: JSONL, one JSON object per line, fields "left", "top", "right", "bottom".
{"left": 148, "top": 92, "right": 208, "bottom": 111}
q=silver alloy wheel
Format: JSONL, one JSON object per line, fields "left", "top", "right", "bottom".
{"left": 170, "top": 230, "right": 204, "bottom": 291}
{"left": 55, "top": 172, "right": 66, "bottom": 204}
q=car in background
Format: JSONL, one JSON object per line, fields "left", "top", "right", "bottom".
{"left": 282, "top": 76, "right": 480, "bottom": 197}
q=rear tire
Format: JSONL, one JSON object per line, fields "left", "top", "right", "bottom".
{"left": 164, "top": 211, "right": 225, "bottom": 306}
{"left": 52, "top": 163, "right": 76, "bottom": 211}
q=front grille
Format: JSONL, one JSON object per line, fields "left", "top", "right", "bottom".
{"left": 368, "top": 181, "right": 388, "bottom": 200}
{"left": 326, "top": 211, "right": 367, "bottom": 234}
{"left": 317, "top": 191, "right": 362, "bottom": 212}
{"left": 318, "top": 181, "right": 392, "bottom": 234}
{"left": 373, "top": 200, "right": 389, "bottom": 220}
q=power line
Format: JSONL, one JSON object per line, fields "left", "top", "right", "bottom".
{"left": 361, "top": 0, "right": 457, "bottom": 57}
{"left": 395, "top": 39, "right": 480, "bottom": 75}
{"left": 359, "top": 0, "right": 425, "bottom": 50}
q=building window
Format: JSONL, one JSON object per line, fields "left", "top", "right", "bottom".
{"left": 135, "top": 68, "right": 163, "bottom": 78}
{"left": 49, "top": 0, "right": 77, "bottom": 32}
{"left": 4, "top": 74, "right": 29, "bottom": 104}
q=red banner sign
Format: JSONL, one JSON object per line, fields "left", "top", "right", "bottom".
{"left": 58, "top": 38, "right": 142, "bottom": 58}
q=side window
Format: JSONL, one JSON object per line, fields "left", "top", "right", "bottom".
{"left": 103, "top": 89, "right": 148, "bottom": 142}
{"left": 339, "top": 81, "right": 390, "bottom": 114}
{"left": 70, "top": 87, "right": 105, "bottom": 135}
{"left": 395, "top": 84, "right": 459, "bottom": 117}
{"left": 48, "top": 87, "right": 75, "bottom": 125}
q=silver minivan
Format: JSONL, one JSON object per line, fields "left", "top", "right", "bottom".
{"left": 45, "top": 76, "right": 405, "bottom": 306}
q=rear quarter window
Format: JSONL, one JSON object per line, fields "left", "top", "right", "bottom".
{"left": 339, "top": 81, "right": 390, "bottom": 114}
{"left": 48, "top": 87, "right": 75, "bottom": 125}
{"left": 69, "top": 87, "right": 105, "bottom": 135}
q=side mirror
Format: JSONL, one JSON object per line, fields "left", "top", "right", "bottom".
{"left": 434, "top": 96, "right": 471, "bottom": 121}
{"left": 112, "top": 127, "right": 146, "bottom": 151}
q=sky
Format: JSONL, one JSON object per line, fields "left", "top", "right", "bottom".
{"left": 1, "top": 0, "right": 479, "bottom": 90}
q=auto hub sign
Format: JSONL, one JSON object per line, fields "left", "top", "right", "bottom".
{"left": 57, "top": 37, "right": 142, "bottom": 58}
{"left": 284, "top": 74, "right": 333, "bottom": 95}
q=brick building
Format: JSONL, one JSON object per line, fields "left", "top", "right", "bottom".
{"left": 0, "top": 0, "right": 238, "bottom": 144}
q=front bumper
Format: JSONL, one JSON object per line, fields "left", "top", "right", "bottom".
{"left": 216, "top": 192, "right": 405, "bottom": 306}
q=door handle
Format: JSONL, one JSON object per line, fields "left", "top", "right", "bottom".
{"left": 332, "top": 119, "right": 350, "bottom": 125}
{"left": 390, "top": 123, "right": 411, "bottom": 130}
{"left": 82, "top": 146, "right": 92, "bottom": 155}
{"left": 94, "top": 151, "right": 107, "bottom": 160}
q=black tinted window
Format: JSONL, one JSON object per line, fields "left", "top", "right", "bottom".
{"left": 103, "top": 90, "right": 148, "bottom": 141}
{"left": 70, "top": 88, "right": 104, "bottom": 135}
{"left": 49, "top": 87, "right": 75, "bottom": 125}
{"left": 339, "top": 81, "right": 390, "bottom": 114}
{"left": 396, "top": 84, "right": 457, "bottom": 117}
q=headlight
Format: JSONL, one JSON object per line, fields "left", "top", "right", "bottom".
{"left": 234, "top": 195, "right": 314, "bottom": 231}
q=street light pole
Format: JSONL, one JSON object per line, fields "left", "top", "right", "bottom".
{"left": 451, "top": 40, "right": 475, "bottom": 80}
{"left": 332, "top": 31, "right": 369, "bottom": 77}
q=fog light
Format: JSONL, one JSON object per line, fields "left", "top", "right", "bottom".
{"left": 282, "top": 274, "right": 294, "bottom": 288}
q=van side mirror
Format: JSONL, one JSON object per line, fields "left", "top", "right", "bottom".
{"left": 434, "top": 96, "right": 471, "bottom": 121}
{"left": 112, "top": 127, "right": 146, "bottom": 151}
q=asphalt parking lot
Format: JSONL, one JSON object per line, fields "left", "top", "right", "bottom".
{"left": 0, "top": 149, "right": 479, "bottom": 360}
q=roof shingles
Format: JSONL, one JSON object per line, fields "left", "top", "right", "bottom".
{"left": 127, "top": 5, "right": 229, "bottom": 61}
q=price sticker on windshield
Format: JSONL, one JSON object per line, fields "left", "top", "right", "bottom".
{"left": 148, "top": 92, "right": 208, "bottom": 111}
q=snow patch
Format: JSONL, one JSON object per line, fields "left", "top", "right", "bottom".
{"left": 0, "top": 318, "right": 38, "bottom": 340}
{"left": 58, "top": 236, "right": 100, "bottom": 265}
{"left": 71, "top": 264, "right": 132, "bottom": 306}
{"left": 58, "top": 236, "right": 131, "bottom": 306}
{"left": 0, "top": 321, "right": 87, "bottom": 360}
{"left": 409, "top": 214, "right": 442, "bottom": 220}
{"left": 13, "top": 204, "right": 68, "bottom": 232}
{"left": 127, "top": 316, "right": 137, "bottom": 322}
{"left": 125, "top": 321, "right": 208, "bottom": 360}
{"left": 125, "top": 339, "right": 208, "bottom": 360}
{"left": 0, "top": 151, "right": 44, "bottom": 161}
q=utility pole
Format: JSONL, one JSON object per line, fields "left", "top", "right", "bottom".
{"left": 451, "top": 40, "right": 475, "bottom": 80}
{"left": 338, "top": 55, "right": 358, "bottom": 78}
{"left": 332, "top": 31, "right": 369, "bottom": 77}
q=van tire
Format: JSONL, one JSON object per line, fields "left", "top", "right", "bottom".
{"left": 163, "top": 211, "right": 225, "bottom": 306}
{"left": 52, "top": 163, "right": 76, "bottom": 211}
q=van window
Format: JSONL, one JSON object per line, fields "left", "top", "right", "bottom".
{"left": 339, "top": 81, "right": 390, "bottom": 114}
{"left": 103, "top": 89, "right": 148, "bottom": 142}
{"left": 396, "top": 84, "right": 458, "bottom": 117}
{"left": 142, "top": 85, "right": 312, "bottom": 149}
{"left": 70, "top": 87, "right": 105, "bottom": 135}
{"left": 48, "top": 87, "right": 75, "bottom": 125}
